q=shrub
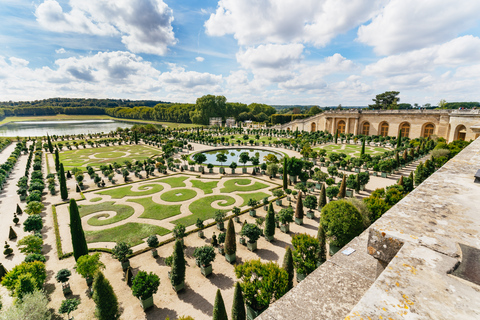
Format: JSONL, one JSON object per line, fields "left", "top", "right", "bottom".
{"left": 193, "top": 245, "right": 216, "bottom": 267}
{"left": 292, "top": 233, "right": 320, "bottom": 275}
{"left": 173, "top": 224, "right": 186, "bottom": 240}
{"left": 76, "top": 253, "right": 105, "bottom": 280}
{"left": 282, "top": 247, "right": 294, "bottom": 291}
{"left": 0, "top": 290, "right": 51, "bottom": 320}
{"left": 59, "top": 298, "right": 81, "bottom": 319}
{"left": 24, "top": 253, "right": 46, "bottom": 263}
{"left": 92, "top": 272, "right": 119, "bottom": 320}
{"left": 231, "top": 281, "right": 246, "bottom": 320}
{"left": 320, "top": 200, "right": 364, "bottom": 248}
{"left": 1, "top": 261, "right": 46, "bottom": 296}
{"left": 23, "top": 214, "right": 43, "bottom": 232}
{"left": 240, "top": 223, "right": 262, "bottom": 243}
{"left": 132, "top": 271, "right": 160, "bottom": 300}
{"left": 224, "top": 218, "right": 236, "bottom": 255}
{"left": 214, "top": 210, "right": 226, "bottom": 223}
{"left": 69, "top": 199, "right": 88, "bottom": 261}
{"left": 112, "top": 242, "right": 132, "bottom": 263}
{"left": 213, "top": 289, "right": 228, "bottom": 320}
{"left": 277, "top": 207, "right": 294, "bottom": 225}
{"left": 170, "top": 240, "right": 186, "bottom": 287}
{"left": 25, "top": 201, "right": 44, "bottom": 215}
{"left": 146, "top": 235, "right": 159, "bottom": 248}
{"left": 55, "top": 269, "right": 71, "bottom": 284}
{"left": 17, "top": 235, "right": 43, "bottom": 254}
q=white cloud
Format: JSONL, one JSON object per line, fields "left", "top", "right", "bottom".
{"left": 35, "top": 0, "right": 177, "bottom": 55}
{"left": 9, "top": 57, "right": 29, "bottom": 67}
{"left": 357, "top": 0, "right": 480, "bottom": 55}
{"left": 364, "top": 36, "right": 480, "bottom": 76}
{"left": 158, "top": 64, "right": 223, "bottom": 92}
{"left": 236, "top": 43, "right": 304, "bottom": 69}
{"left": 205, "top": 0, "right": 384, "bottom": 47}
{"left": 55, "top": 48, "right": 66, "bottom": 54}
{"left": 195, "top": 56, "right": 205, "bottom": 62}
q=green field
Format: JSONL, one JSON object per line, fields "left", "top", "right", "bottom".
{"left": 97, "top": 183, "right": 164, "bottom": 199}
{"left": 85, "top": 222, "right": 171, "bottom": 245}
{"left": 313, "top": 143, "right": 389, "bottom": 158}
{"left": 78, "top": 201, "right": 135, "bottom": 226}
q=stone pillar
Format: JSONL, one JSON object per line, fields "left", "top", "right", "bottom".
{"left": 324, "top": 117, "right": 328, "bottom": 133}
{"left": 332, "top": 117, "right": 336, "bottom": 133}
{"left": 354, "top": 118, "right": 359, "bottom": 135}
{"left": 367, "top": 229, "right": 404, "bottom": 279}
{"left": 346, "top": 118, "right": 351, "bottom": 134}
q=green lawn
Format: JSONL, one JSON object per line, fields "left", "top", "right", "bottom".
{"left": 313, "top": 143, "right": 389, "bottom": 158}
{"left": 158, "top": 176, "right": 189, "bottom": 188}
{"left": 173, "top": 195, "right": 236, "bottom": 226}
{"left": 85, "top": 222, "right": 171, "bottom": 245}
{"left": 191, "top": 180, "right": 218, "bottom": 194}
{"left": 78, "top": 201, "right": 135, "bottom": 226}
{"left": 220, "top": 178, "right": 269, "bottom": 193}
{"left": 238, "top": 192, "right": 271, "bottom": 207}
{"left": 96, "top": 183, "right": 164, "bottom": 199}
{"left": 160, "top": 188, "right": 197, "bottom": 202}
{"left": 90, "top": 197, "right": 102, "bottom": 202}
{"left": 128, "top": 197, "right": 182, "bottom": 220}
{"left": 60, "top": 144, "right": 160, "bottom": 170}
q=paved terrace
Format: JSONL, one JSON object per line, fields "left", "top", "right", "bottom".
{"left": 258, "top": 137, "right": 480, "bottom": 320}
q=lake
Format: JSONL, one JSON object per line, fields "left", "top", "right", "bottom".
{"left": 0, "top": 120, "right": 134, "bottom": 137}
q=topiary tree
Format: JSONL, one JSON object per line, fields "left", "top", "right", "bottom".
{"left": 231, "top": 281, "right": 246, "bottom": 320}
{"left": 112, "top": 242, "right": 132, "bottom": 270}
{"left": 282, "top": 247, "right": 294, "bottom": 291}
{"left": 317, "top": 224, "right": 327, "bottom": 263}
{"left": 8, "top": 226, "right": 17, "bottom": 240}
{"left": 283, "top": 156, "right": 288, "bottom": 189}
{"left": 173, "top": 223, "right": 186, "bottom": 241}
{"left": 213, "top": 289, "right": 228, "bottom": 320}
{"left": 147, "top": 235, "right": 159, "bottom": 257}
{"left": 16, "top": 204, "right": 23, "bottom": 215}
{"left": 69, "top": 199, "right": 88, "bottom": 261}
{"left": 264, "top": 202, "right": 275, "bottom": 241}
{"left": 326, "top": 185, "right": 339, "bottom": 200}
{"left": 224, "top": 218, "right": 236, "bottom": 263}
{"left": 304, "top": 195, "right": 317, "bottom": 218}
{"left": 132, "top": 271, "right": 160, "bottom": 301}
{"left": 170, "top": 240, "right": 186, "bottom": 291}
{"left": 59, "top": 163, "right": 68, "bottom": 200}
{"left": 4, "top": 241, "right": 13, "bottom": 256}
{"left": 235, "top": 259, "right": 288, "bottom": 313}
{"left": 24, "top": 253, "right": 46, "bottom": 263}
{"left": 76, "top": 253, "right": 105, "bottom": 285}
{"left": 320, "top": 200, "right": 364, "bottom": 249}
{"left": 294, "top": 191, "right": 304, "bottom": 224}
{"left": 337, "top": 175, "right": 346, "bottom": 198}
{"left": 92, "top": 271, "right": 119, "bottom": 320}
{"left": 292, "top": 233, "right": 320, "bottom": 279}
{"left": 23, "top": 214, "right": 43, "bottom": 233}
{"left": 59, "top": 298, "right": 81, "bottom": 319}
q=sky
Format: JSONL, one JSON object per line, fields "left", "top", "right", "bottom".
{"left": 0, "top": 0, "right": 480, "bottom": 106}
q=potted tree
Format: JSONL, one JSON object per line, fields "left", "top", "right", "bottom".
{"left": 215, "top": 210, "right": 226, "bottom": 230}
{"left": 224, "top": 218, "right": 237, "bottom": 263}
{"left": 193, "top": 245, "right": 216, "bottom": 277}
{"left": 235, "top": 260, "right": 288, "bottom": 319}
{"left": 262, "top": 197, "right": 269, "bottom": 210}
{"left": 173, "top": 223, "right": 186, "bottom": 246}
{"left": 112, "top": 242, "right": 133, "bottom": 271}
{"left": 170, "top": 240, "right": 186, "bottom": 292}
{"left": 278, "top": 207, "right": 294, "bottom": 233}
{"left": 59, "top": 298, "right": 80, "bottom": 320}
{"left": 232, "top": 206, "right": 241, "bottom": 223}
{"left": 132, "top": 271, "right": 160, "bottom": 310}
{"left": 217, "top": 153, "right": 227, "bottom": 174}
{"left": 207, "top": 163, "right": 214, "bottom": 173}
{"left": 230, "top": 161, "right": 237, "bottom": 174}
{"left": 240, "top": 223, "right": 262, "bottom": 252}
{"left": 272, "top": 189, "right": 284, "bottom": 206}
{"left": 247, "top": 199, "right": 258, "bottom": 217}
{"left": 56, "top": 268, "right": 72, "bottom": 295}
{"left": 76, "top": 253, "right": 105, "bottom": 286}
{"left": 218, "top": 232, "right": 226, "bottom": 255}
{"left": 195, "top": 218, "right": 205, "bottom": 238}
{"left": 146, "top": 235, "right": 159, "bottom": 258}
{"left": 239, "top": 152, "right": 250, "bottom": 173}
{"left": 292, "top": 233, "right": 321, "bottom": 282}
{"left": 304, "top": 195, "right": 317, "bottom": 219}
{"left": 285, "top": 188, "right": 292, "bottom": 202}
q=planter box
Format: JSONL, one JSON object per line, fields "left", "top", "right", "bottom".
{"left": 360, "top": 185, "right": 365, "bottom": 191}
{"left": 198, "top": 230, "right": 204, "bottom": 238}
{"left": 265, "top": 235, "right": 274, "bottom": 242}
{"left": 201, "top": 264, "right": 212, "bottom": 277}
{"left": 381, "top": 172, "right": 387, "bottom": 178}
{"left": 172, "top": 281, "right": 185, "bottom": 292}
{"left": 249, "top": 210, "right": 256, "bottom": 217}
{"left": 218, "top": 247, "right": 225, "bottom": 255}
{"left": 247, "top": 241, "right": 257, "bottom": 252}
{"left": 295, "top": 217, "right": 303, "bottom": 225}
{"left": 219, "top": 167, "right": 225, "bottom": 174}
{"left": 296, "top": 272, "right": 306, "bottom": 282}
{"left": 373, "top": 172, "right": 378, "bottom": 176}
{"left": 62, "top": 283, "right": 72, "bottom": 296}
{"left": 209, "top": 168, "right": 214, "bottom": 173}
{"left": 355, "top": 168, "right": 360, "bottom": 173}
{"left": 121, "top": 260, "right": 130, "bottom": 271}
{"left": 306, "top": 211, "right": 315, "bottom": 219}
{"left": 239, "top": 238, "right": 246, "bottom": 245}
{"left": 140, "top": 296, "right": 154, "bottom": 310}
{"left": 346, "top": 190, "right": 353, "bottom": 198}
{"left": 152, "top": 249, "right": 158, "bottom": 258}
{"left": 217, "top": 222, "right": 224, "bottom": 230}
{"left": 276, "top": 199, "right": 282, "bottom": 206}
{"left": 231, "top": 169, "right": 235, "bottom": 174}
{"left": 315, "top": 183, "right": 322, "bottom": 190}
{"left": 190, "top": 167, "right": 195, "bottom": 171}
{"left": 280, "top": 224, "right": 290, "bottom": 233}
{"left": 234, "top": 216, "right": 240, "bottom": 223}
{"left": 242, "top": 168, "right": 247, "bottom": 174}
{"left": 246, "top": 304, "right": 266, "bottom": 320}
{"left": 225, "top": 253, "right": 236, "bottom": 263}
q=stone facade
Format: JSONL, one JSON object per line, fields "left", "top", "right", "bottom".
{"left": 273, "top": 109, "right": 480, "bottom": 142}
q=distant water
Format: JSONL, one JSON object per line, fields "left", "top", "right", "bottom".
{"left": 0, "top": 120, "right": 134, "bottom": 137}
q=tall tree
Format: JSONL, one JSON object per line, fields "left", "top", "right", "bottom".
{"left": 224, "top": 218, "right": 236, "bottom": 257}
{"left": 368, "top": 91, "right": 400, "bottom": 110}
{"left": 47, "top": 134, "right": 53, "bottom": 153}
{"left": 360, "top": 138, "right": 365, "bottom": 156}
{"left": 264, "top": 202, "right": 275, "bottom": 240}
{"left": 55, "top": 148, "right": 60, "bottom": 172}
{"left": 334, "top": 129, "right": 338, "bottom": 144}
{"left": 317, "top": 224, "right": 327, "bottom": 262}
{"left": 92, "top": 271, "right": 119, "bottom": 320}
{"left": 69, "top": 199, "right": 88, "bottom": 261}
{"left": 282, "top": 247, "right": 294, "bottom": 290}
{"left": 295, "top": 192, "right": 304, "bottom": 220}
{"left": 213, "top": 289, "right": 228, "bottom": 320}
{"left": 231, "top": 282, "right": 246, "bottom": 320}
{"left": 337, "top": 175, "right": 346, "bottom": 199}
{"left": 59, "top": 163, "right": 68, "bottom": 200}
{"left": 318, "top": 183, "right": 327, "bottom": 210}
{"left": 190, "top": 95, "right": 227, "bottom": 125}
{"left": 283, "top": 157, "right": 288, "bottom": 190}
{"left": 171, "top": 240, "right": 186, "bottom": 288}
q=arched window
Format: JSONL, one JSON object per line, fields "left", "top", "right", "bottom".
{"left": 362, "top": 122, "right": 370, "bottom": 136}
{"left": 337, "top": 120, "right": 346, "bottom": 134}
{"left": 400, "top": 123, "right": 410, "bottom": 138}
{"left": 286, "top": 127, "right": 290, "bottom": 131}
{"left": 311, "top": 122, "right": 316, "bottom": 132}
{"left": 380, "top": 122, "right": 389, "bottom": 137}
{"left": 456, "top": 125, "right": 466, "bottom": 141}
{"left": 423, "top": 123, "right": 434, "bottom": 138}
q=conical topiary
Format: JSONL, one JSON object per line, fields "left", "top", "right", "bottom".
{"left": 295, "top": 192, "right": 304, "bottom": 219}
{"left": 55, "top": 148, "right": 60, "bottom": 172}
{"left": 76, "top": 185, "right": 81, "bottom": 193}
{"left": 59, "top": 163, "right": 68, "bottom": 200}
{"left": 355, "top": 174, "right": 360, "bottom": 193}
{"left": 4, "top": 241, "right": 13, "bottom": 256}
{"left": 92, "top": 271, "right": 119, "bottom": 320}
{"left": 231, "top": 281, "right": 245, "bottom": 320}
{"left": 213, "top": 289, "right": 228, "bottom": 320}
{"left": 337, "top": 175, "right": 346, "bottom": 199}
{"left": 282, "top": 247, "right": 294, "bottom": 290}
{"left": 224, "top": 218, "right": 236, "bottom": 257}
{"left": 171, "top": 240, "right": 186, "bottom": 288}
{"left": 360, "top": 138, "right": 365, "bottom": 156}
{"left": 318, "top": 183, "right": 327, "bottom": 210}
{"left": 0, "top": 262, "right": 8, "bottom": 281}
{"left": 317, "top": 224, "right": 326, "bottom": 262}
{"left": 16, "top": 204, "right": 22, "bottom": 215}
{"left": 125, "top": 267, "right": 133, "bottom": 287}
{"left": 283, "top": 157, "right": 288, "bottom": 190}
{"left": 9, "top": 226, "right": 17, "bottom": 240}
{"left": 264, "top": 202, "right": 275, "bottom": 241}
{"left": 69, "top": 199, "right": 88, "bottom": 261}
{"left": 398, "top": 175, "right": 404, "bottom": 187}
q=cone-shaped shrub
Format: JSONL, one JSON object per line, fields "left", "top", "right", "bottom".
{"left": 224, "top": 218, "right": 236, "bottom": 256}
{"left": 59, "top": 163, "right": 68, "bottom": 200}
{"left": 337, "top": 175, "right": 346, "bottom": 199}
{"left": 9, "top": 226, "right": 17, "bottom": 240}
{"left": 55, "top": 149, "right": 60, "bottom": 172}
{"left": 125, "top": 267, "right": 133, "bottom": 287}
{"left": 295, "top": 192, "right": 304, "bottom": 219}
{"left": 361, "top": 138, "right": 365, "bottom": 156}
{"left": 92, "top": 271, "right": 119, "bottom": 320}
{"left": 398, "top": 175, "right": 404, "bottom": 187}
{"left": 47, "top": 134, "right": 53, "bottom": 153}
{"left": 283, "top": 157, "right": 288, "bottom": 190}
{"left": 16, "top": 204, "right": 22, "bottom": 215}
{"left": 231, "top": 282, "right": 245, "bottom": 320}
{"left": 0, "top": 262, "right": 7, "bottom": 281}
{"left": 171, "top": 240, "right": 186, "bottom": 287}
{"left": 264, "top": 202, "right": 275, "bottom": 239}
{"left": 282, "top": 247, "right": 294, "bottom": 290}
{"left": 355, "top": 174, "right": 360, "bottom": 193}
{"left": 69, "top": 199, "right": 88, "bottom": 261}
{"left": 213, "top": 289, "right": 228, "bottom": 320}
{"left": 318, "top": 183, "right": 327, "bottom": 210}
{"left": 317, "top": 225, "right": 326, "bottom": 262}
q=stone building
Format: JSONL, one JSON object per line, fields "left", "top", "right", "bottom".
{"left": 273, "top": 109, "right": 480, "bottom": 142}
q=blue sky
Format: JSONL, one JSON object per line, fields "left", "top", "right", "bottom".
{"left": 1, "top": 0, "right": 480, "bottom": 106}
